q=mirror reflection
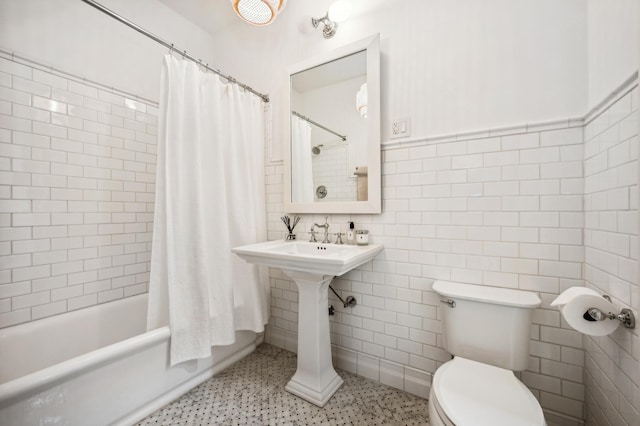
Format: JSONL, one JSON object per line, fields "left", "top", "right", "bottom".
{"left": 290, "top": 50, "right": 368, "bottom": 203}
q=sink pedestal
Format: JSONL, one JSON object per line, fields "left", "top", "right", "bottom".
{"left": 282, "top": 270, "right": 343, "bottom": 407}
{"left": 232, "top": 240, "right": 383, "bottom": 406}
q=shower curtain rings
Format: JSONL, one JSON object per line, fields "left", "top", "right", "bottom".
{"left": 168, "top": 43, "right": 174, "bottom": 56}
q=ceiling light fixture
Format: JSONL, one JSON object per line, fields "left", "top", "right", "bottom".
{"left": 311, "top": 1, "right": 352, "bottom": 39}
{"left": 231, "top": 0, "right": 286, "bottom": 26}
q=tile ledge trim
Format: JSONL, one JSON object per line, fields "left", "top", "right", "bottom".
{"left": 383, "top": 71, "right": 639, "bottom": 152}
{"left": 583, "top": 71, "right": 639, "bottom": 125}
{"left": 0, "top": 47, "right": 159, "bottom": 106}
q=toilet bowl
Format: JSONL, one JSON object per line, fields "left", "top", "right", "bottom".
{"left": 428, "top": 357, "right": 546, "bottom": 426}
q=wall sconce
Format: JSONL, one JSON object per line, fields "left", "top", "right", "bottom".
{"left": 312, "top": 1, "right": 352, "bottom": 38}
{"left": 356, "top": 83, "right": 367, "bottom": 119}
{"left": 231, "top": 0, "right": 287, "bottom": 26}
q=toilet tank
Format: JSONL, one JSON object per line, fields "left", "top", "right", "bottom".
{"left": 433, "top": 281, "right": 541, "bottom": 371}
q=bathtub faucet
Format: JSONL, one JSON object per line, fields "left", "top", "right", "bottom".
{"left": 312, "top": 216, "right": 330, "bottom": 243}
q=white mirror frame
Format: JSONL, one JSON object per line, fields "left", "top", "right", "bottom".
{"left": 284, "top": 34, "right": 381, "bottom": 214}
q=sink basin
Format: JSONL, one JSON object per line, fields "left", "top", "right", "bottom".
{"left": 232, "top": 240, "right": 383, "bottom": 277}
{"left": 232, "top": 239, "right": 383, "bottom": 407}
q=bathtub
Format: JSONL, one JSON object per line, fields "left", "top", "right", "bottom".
{"left": 0, "top": 294, "right": 262, "bottom": 425}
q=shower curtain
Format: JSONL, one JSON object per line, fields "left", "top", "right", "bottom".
{"left": 291, "top": 115, "right": 314, "bottom": 202}
{"left": 148, "top": 55, "right": 268, "bottom": 366}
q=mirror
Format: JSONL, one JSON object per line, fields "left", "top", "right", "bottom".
{"left": 284, "top": 34, "right": 381, "bottom": 214}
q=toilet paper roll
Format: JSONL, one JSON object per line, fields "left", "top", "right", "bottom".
{"left": 551, "top": 287, "right": 619, "bottom": 336}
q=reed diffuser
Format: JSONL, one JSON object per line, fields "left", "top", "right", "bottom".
{"left": 281, "top": 215, "right": 301, "bottom": 241}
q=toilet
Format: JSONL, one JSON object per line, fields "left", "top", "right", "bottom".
{"left": 429, "top": 281, "right": 546, "bottom": 426}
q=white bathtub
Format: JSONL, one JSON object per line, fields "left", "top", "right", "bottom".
{"left": 0, "top": 294, "right": 262, "bottom": 425}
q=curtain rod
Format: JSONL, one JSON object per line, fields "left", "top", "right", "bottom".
{"left": 292, "top": 111, "right": 347, "bottom": 141}
{"left": 80, "top": 0, "right": 269, "bottom": 103}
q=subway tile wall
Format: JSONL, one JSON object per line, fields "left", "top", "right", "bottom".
{"left": 312, "top": 142, "right": 357, "bottom": 202}
{"left": 583, "top": 87, "right": 639, "bottom": 425}
{"left": 0, "top": 56, "right": 158, "bottom": 328}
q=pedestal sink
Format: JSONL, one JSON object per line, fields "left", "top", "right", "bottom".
{"left": 232, "top": 240, "right": 383, "bottom": 406}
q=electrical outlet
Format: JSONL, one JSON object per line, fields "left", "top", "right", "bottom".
{"left": 390, "top": 118, "right": 410, "bottom": 139}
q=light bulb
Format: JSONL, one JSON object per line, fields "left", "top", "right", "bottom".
{"left": 328, "top": 1, "right": 352, "bottom": 23}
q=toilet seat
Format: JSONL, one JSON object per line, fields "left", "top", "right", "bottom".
{"left": 432, "top": 357, "right": 545, "bottom": 426}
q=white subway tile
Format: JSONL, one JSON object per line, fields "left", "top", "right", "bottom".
{"left": 0, "top": 308, "right": 30, "bottom": 327}
{"left": 12, "top": 264, "right": 50, "bottom": 282}
{"left": 13, "top": 131, "right": 49, "bottom": 149}
{"left": 467, "top": 167, "right": 502, "bottom": 182}
{"left": 520, "top": 180, "right": 560, "bottom": 195}
{"left": 12, "top": 238, "right": 51, "bottom": 254}
{"left": 0, "top": 199, "right": 30, "bottom": 213}
{"left": 51, "top": 88, "right": 82, "bottom": 106}
{"left": 502, "top": 133, "right": 539, "bottom": 151}
{"left": 482, "top": 271, "right": 519, "bottom": 288}
{"left": 484, "top": 151, "right": 519, "bottom": 167}
{"left": 0, "top": 253, "right": 31, "bottom": 269}
{"left": 520, "top": 243, "right": 559, "bottom": 260}
{"left": 0, "top": 86, "right": 31, "bottom": 106}
{"left": 68, "top": 81, "right": 97, "bottom": 98}
{"left": 33, "top": 95, "right": 67, "bottom": 113}
{"left": 502, "top": 196, "right": 539, "bottom": 211}
{"left": 0, "top": 71, "right": 9, "bottom": 88}
{"left": 0, "top": 113, "right": 31, "bottom": 132}
{"left": 12, "top": 76, "right": 50, "bottom": 98}
{"left": 15, "top": 215, "right": 53, "bottom": 231}
{"left": 32, "top": 122, "right": 66, "bottom": 139}
{"left": 0, "top": 99, "right": 9, "bottom": 115}
{"left": 0, "top": 58, "right": 32, "bottom": 79}
{"left": 541, "top": 162, "right": 583, "bottom": 179}
{"left": 31, "top": 300, "right": 67, "bottom": 320}
{"left": 67, "top": 293, "right": 97, "bottom": 311}
{"left": 84, "top": 120, "right": 111, "bottom": 136}
{"left": 0, "top": 226, "right": 32, "bottom": 241}
{"left": 32, "top": 250, "right": 67, "bottom": 265}
{"left": 0, "top": 142, "right": 30, "bottom": 159}
{"left": 33, "top": 200, "right": 66, "bottom": 213}
{"left": 98, "top": 90, "right": 124, "bottom": 106}
{"left": 31, "top": 69, "right": 66, "bottom": 89}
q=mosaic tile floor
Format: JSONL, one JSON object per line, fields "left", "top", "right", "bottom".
{"left": 137, "top": 343, "right": 430, "bottom": 425}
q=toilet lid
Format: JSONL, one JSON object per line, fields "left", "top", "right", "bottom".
{"left": 433, "top": 357, "right": 545, "bottom": 426}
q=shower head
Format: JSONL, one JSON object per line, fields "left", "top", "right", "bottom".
{"left": 312, "top": 144, "right": 323, "bottom": 155}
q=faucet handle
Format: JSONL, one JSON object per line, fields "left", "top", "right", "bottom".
{"left": 335, "top": 232, "right": 344, "bottom": 244}
{"left": 309, "top": 228, "right": 317, "bottom": 242}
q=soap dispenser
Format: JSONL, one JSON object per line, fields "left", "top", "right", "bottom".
{"left": 346, "top": 222, "right": 356, "bottom": 245}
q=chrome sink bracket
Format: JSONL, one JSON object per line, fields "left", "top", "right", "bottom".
{"left": 329, "top": 284, "right": 357, "bottom": 309}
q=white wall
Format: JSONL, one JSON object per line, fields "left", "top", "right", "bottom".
{"left": 205, "top": 0, "right": 587, "bottom": 152}
{"left": 587, "top": 0, "right": 639, "bottom": 109}
{"left": 0, "top": 0, "right": 217, "bottom": 102}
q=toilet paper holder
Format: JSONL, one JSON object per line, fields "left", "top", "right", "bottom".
{"left": 584, "top": 295, "right": 635, "bottom": 329}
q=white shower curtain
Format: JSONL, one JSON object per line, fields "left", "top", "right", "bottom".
{"left": 148, "top": 55, "right": 268, "bottom": 366}
{"left": 291, "top": 115, "right": 314, "bottom": 202}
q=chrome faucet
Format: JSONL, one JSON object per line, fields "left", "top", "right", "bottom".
{"left": 312, "top": 216, "right": 330, "bottom": 243}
